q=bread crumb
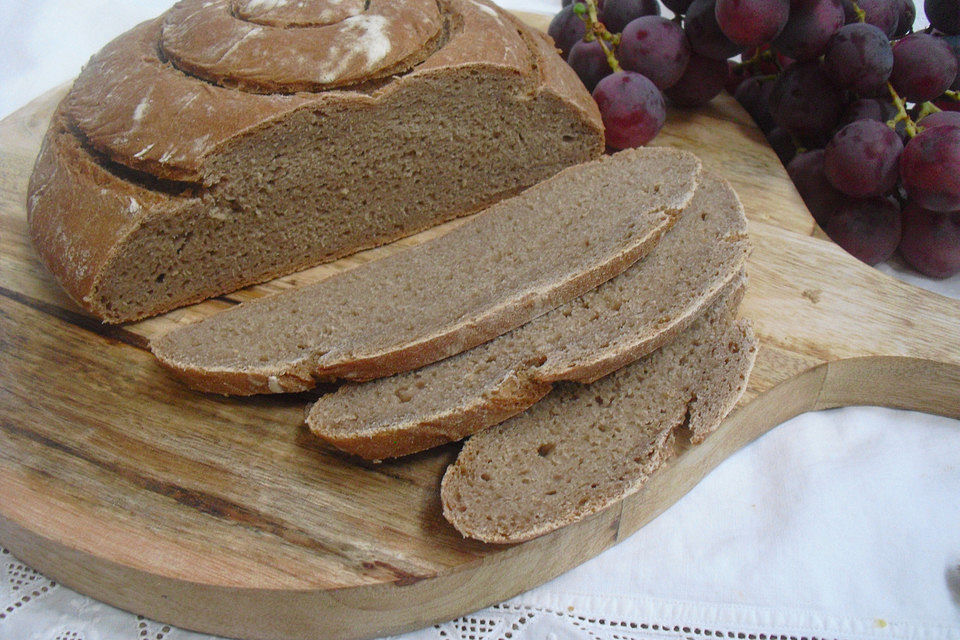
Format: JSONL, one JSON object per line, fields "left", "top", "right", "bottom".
{"left": 801, "top": 288, "right": 822, "bottom": 304}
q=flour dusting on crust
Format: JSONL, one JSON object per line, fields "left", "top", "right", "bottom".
{"left": 315, "top": 14, "right": 393, "bottom": 83}
{"left": 469, "top": 0, "right": 502, "bottom": 21}
{"left": 240, "top": 0, "right": 292, "bottom": 11}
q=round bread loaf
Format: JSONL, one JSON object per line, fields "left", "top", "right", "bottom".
{"left": 27, "top": 0, "right": 604, "bottom": 323}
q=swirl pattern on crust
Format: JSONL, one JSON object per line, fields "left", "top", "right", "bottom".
{"left": 61, "top": 0, "right": 545, "bottom": 182}
{"left": 161, "top": 0, "right": 445, "bottom": 92}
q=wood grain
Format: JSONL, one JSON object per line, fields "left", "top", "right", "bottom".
{"left": 1, "top": 12, "right": 959, "bottom": 640}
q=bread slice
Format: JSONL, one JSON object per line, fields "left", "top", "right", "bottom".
{"left": 151, "top": 148, "right": 702, "bottom": 395}
{"left": 440, "top": 285, "right": 757, "bottom": 544}
{"left": 308, "top": 173, "right": 750, "bottom": 460}
{"left": 28, "top": 0, "right": 605, "bottom": 323}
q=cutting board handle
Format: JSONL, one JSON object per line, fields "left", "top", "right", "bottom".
{"left": 813, "top": 288, "right": 960, "bottom": 418}
{"left": 814, "top": 354, "right": 960, "bottom": 420}
{"left": 745, "top": 222, "right": 960, "bottom": 421}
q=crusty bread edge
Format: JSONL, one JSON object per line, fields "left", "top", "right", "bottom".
{"left": 311, "top": 370, "right": 553, "bottom": 461}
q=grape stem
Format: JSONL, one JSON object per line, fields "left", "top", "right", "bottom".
{"left": 849, "top": 1, "right": 867, "bottom": 23}
{"left": 573, "top": 1, "right": 622, "bottom": 72}
{"left": 945, "top": 90, "right": 960, "bottom": 102}
{"left": 850, "top": 0, "right": 924, "bottom": 136}
{"left": 850, "top": 0, "right": 930, "bottom": 137}
{"left": 886, "top": 83, "right": 918, "bottom": 137}
{"left": 916, "top": 101, "right": 942, "bottom": 121}
{"left": 733, "top": 49, "right": 783, "bottom": 74}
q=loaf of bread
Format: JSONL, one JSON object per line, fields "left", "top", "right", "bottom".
{"left": 27, "top": 0, "right": 604, "bottom": 323}
{"left": 152, "top": 148, "right": 703, "bottom": 395}
{"left": 441, "top": 284, "right": 757, "bottom": 543}
{"left": 308, "top": 173, "right": 750, "bottom": 460}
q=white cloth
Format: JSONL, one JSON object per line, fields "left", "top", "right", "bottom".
{"left": 0, "top": 2, "right": 957, "bottom": 639}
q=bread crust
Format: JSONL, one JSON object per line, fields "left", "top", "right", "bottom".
{"left": 27, "top": 0, "right": 604, "bottom": 323}
{"left": 319, "top": 370, "right": 554, "bottom": 463}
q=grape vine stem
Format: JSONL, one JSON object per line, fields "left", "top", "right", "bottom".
{"left": 886, "top": 83, "right": 918, "bottom": 137}
{"left": 849, "top": 2, "right": 867, "bottom": 23}
{"left": 849, "top": 0, "right": 923, "bottom": 137}
{"left": 916, "top": 101, "right": 943, "bottom": 121}
{"left": 574, "top": 1, "right": 622, "bottom": 73}
{"left": 733, "top": 49, "right": 783, "bottom": 74}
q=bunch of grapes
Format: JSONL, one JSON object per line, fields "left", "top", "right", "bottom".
{"left": 549, "top": 0, "right": 960, "bottom": 278}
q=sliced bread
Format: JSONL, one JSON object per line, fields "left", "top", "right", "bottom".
{"left": 440, "top": 285, "right": 757, "bottom": 544}
{"left": 308, "top": 173, "right": 750, "bottom": 460}
{"left": 151, "top": 148, "right": 702, "bottom": 395}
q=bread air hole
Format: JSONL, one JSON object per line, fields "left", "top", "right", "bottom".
{"left": 537, "top": 443, "right": 555, "bottom": 457}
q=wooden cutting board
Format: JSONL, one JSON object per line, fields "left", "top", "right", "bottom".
{"left": 1, "top": 12, "right": 958, "bottom": 640}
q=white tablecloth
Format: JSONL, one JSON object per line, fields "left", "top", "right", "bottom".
{"left": 0, "top": 2, "right": 957, "bottom": 639}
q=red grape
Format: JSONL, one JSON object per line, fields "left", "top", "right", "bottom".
{"left": 619, "top": 16, "right": 691, "bottom": 89}
{"left": 787, "top": 150, "right": 847, "bottom": 224}
{"left": 934, "top": 97, "right": 960, "bottom": 112}
{"left": 549, "top": 4, "right": 587, "bottom": 59}
{"left": 824, "top": 120, "right": 904, "bottom": 197}
{"left": 715, "top": 0, "right": 790, "bottom": 47}
{"left": 822, "top": 196, "right": 902, "bottom": 265}
{"left": 599, "top": 0, "right": 660, "bottom": 34}
{"left": 768, "top": 127, "right": 798, "bottom": 164}
{"left": 822, "top": 23, "right": 894, "bottom": 96}
{"left": 899, "top": 203, "right": 960, "bottom": 277}
{"left": 773, "top": 0, "right": 845, "bottom": 61}
{"left": 890, "top": 33, "right": 958, "bottom": 103}
{"left": 943, "top": 34, "right": 960, "bottom": 90}
{"left": 900, "top": 125, "right": 960, "bottom": 211}
{"left": 725, "top": 60, "right": 752, "bottom": 94}
{"left": 893, "top": 0, "right": 917, "bottom": 37}
{"left": 840, "top": 98, "right": 897, "bottom": 126}
{"left": 593, "top": 71, "right": 667, "bottom": 148}
{"left": 925, "top": 0, "right": 960, "bottom": 35}
{"left": 918, "top": 110, "right": 960, "bottom": 130}
{"left": 842, "top": 0, "right": 899, "bottom": 37}
{"left": 734, "top": 75, "right": 776, "bottom": 132}
{"left": 769, "top": 61, "right": 843, "bottom": 145}
{"left": 568, "top": 40, "right": 614, "bottom": 91}
{"left": 663, "top": 53, "right": 729, "bottom": 106}
{"left": 663, "top": 0, "right": 696, "bottom": 13}
{"left": 685, "top": 0, "right": 744, "bottom": 60}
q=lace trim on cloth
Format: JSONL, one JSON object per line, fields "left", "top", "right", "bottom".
{"left": 1, "top": 546, "right": 956, "bottom": 640}
{"left": 433, "top": 603, "right": 847, "bottom": 640}
{"left": 1, "top": 548, "right": 57, "bottom": 622}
